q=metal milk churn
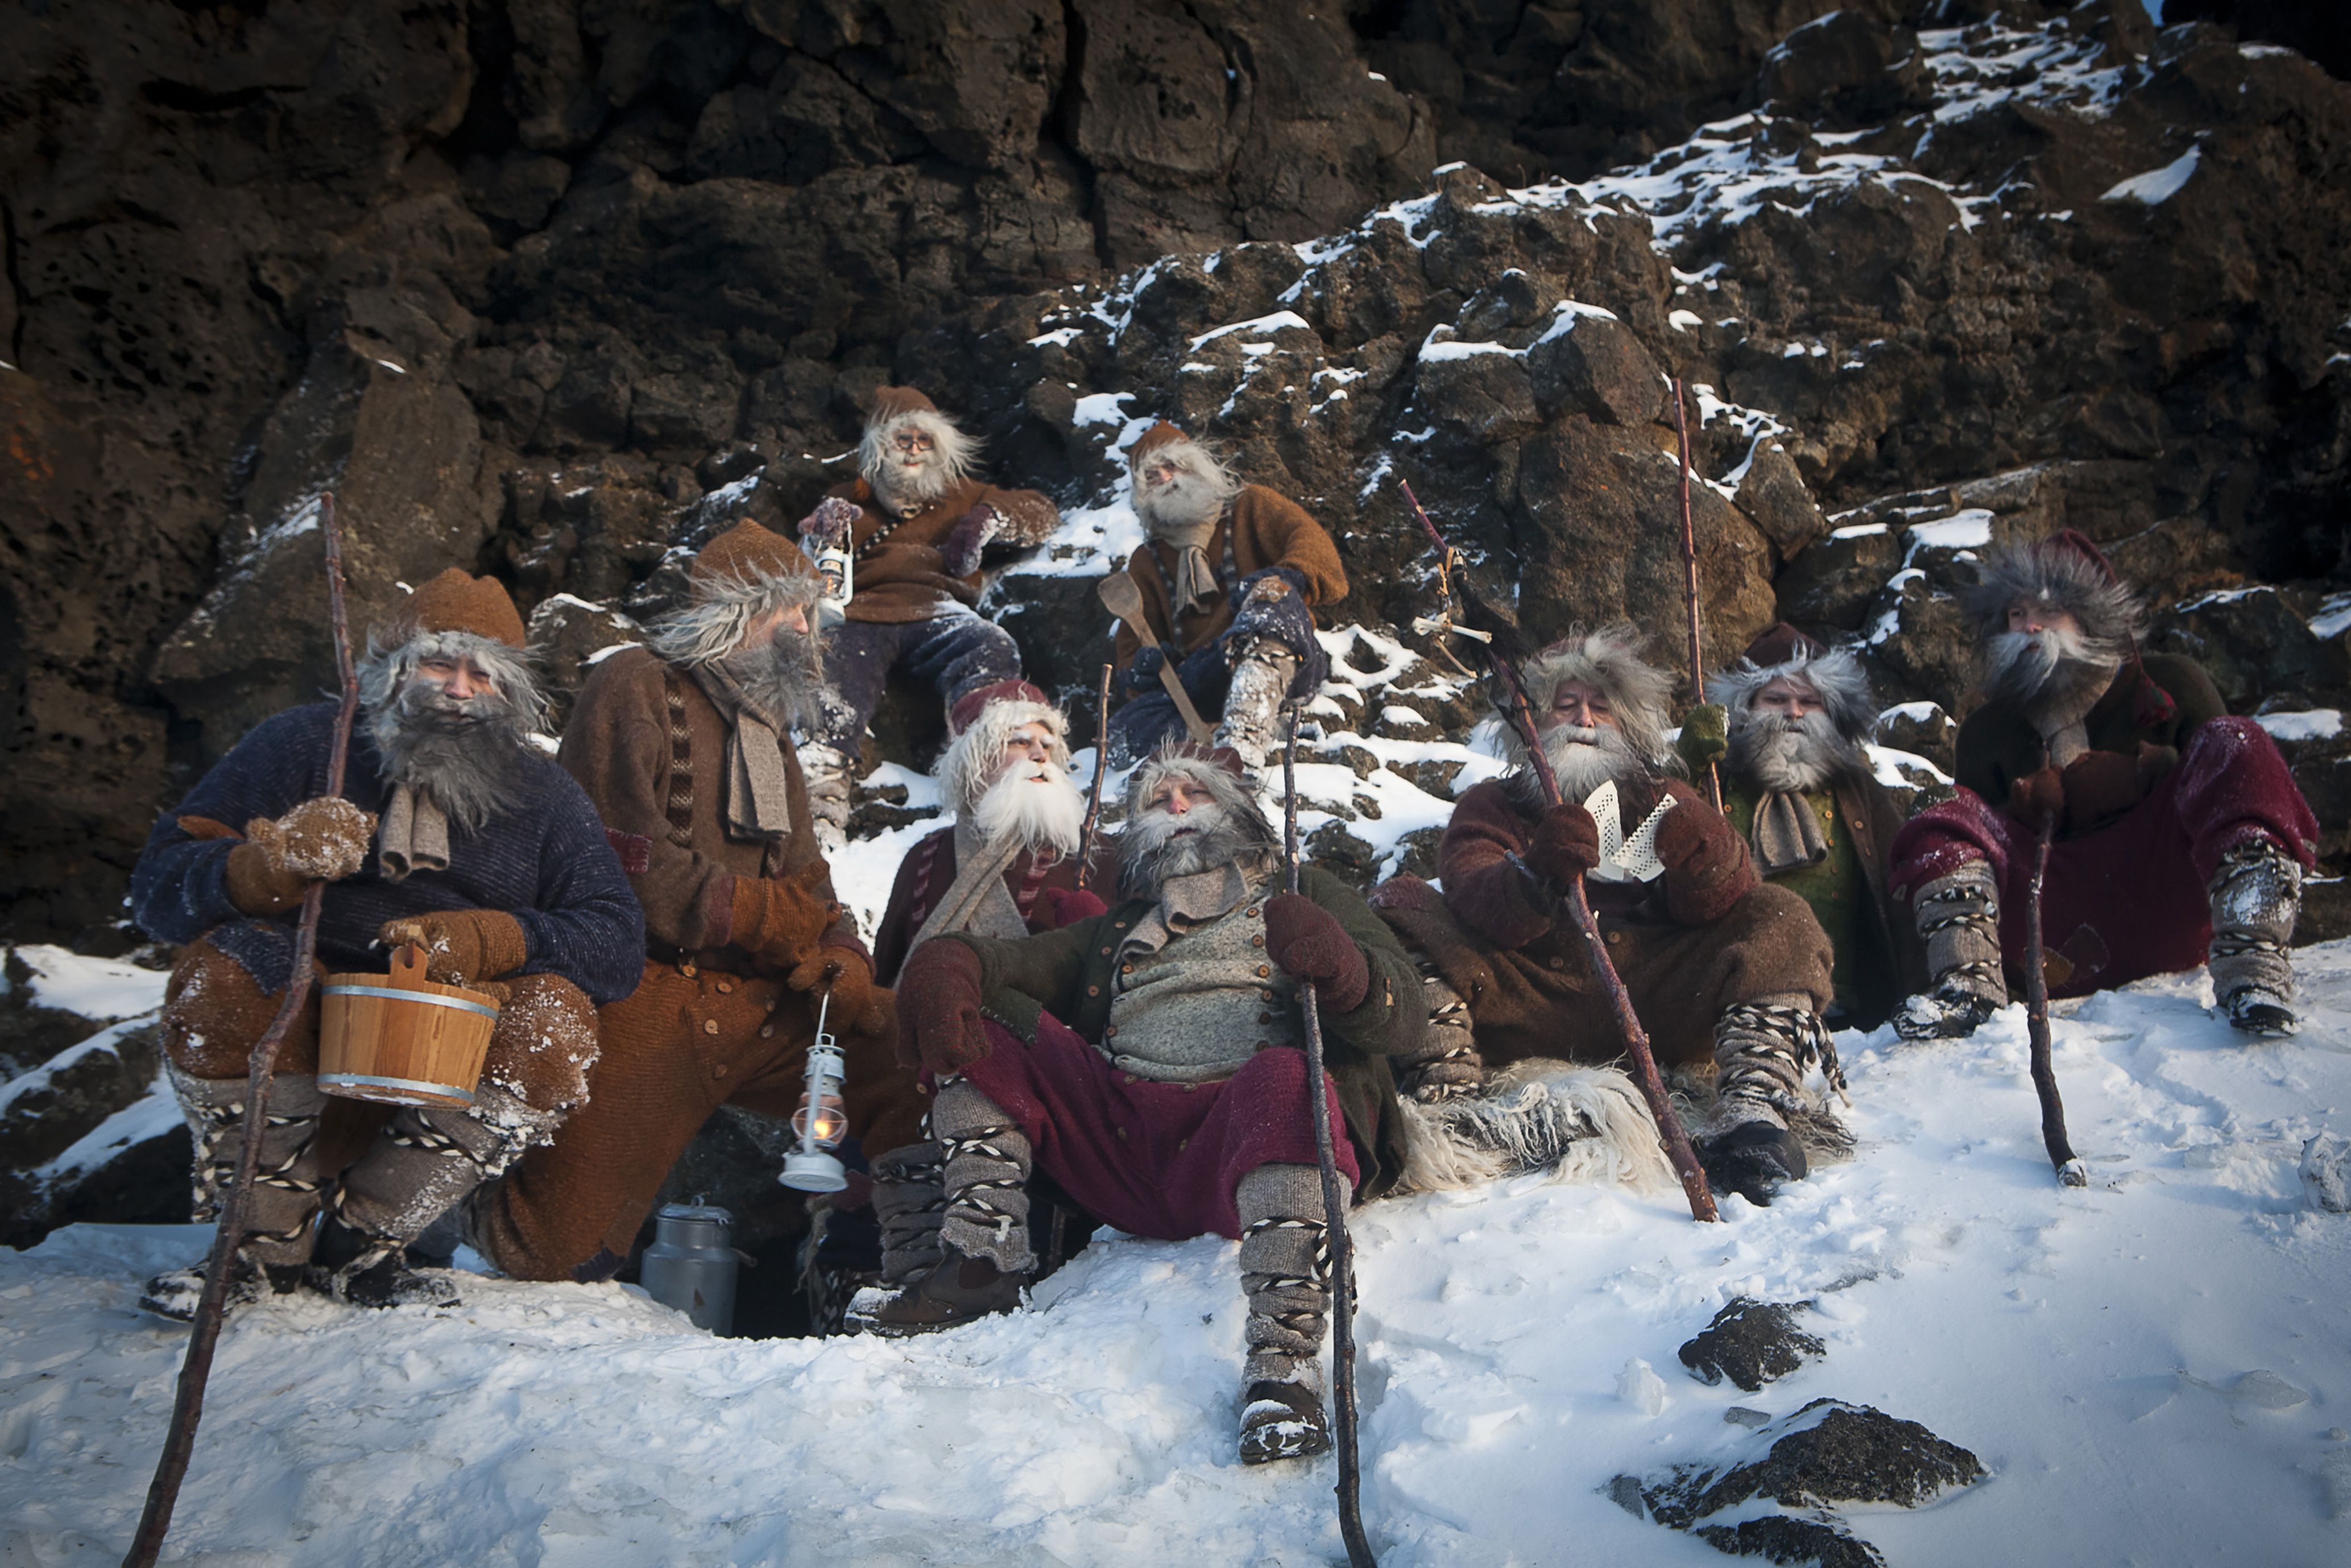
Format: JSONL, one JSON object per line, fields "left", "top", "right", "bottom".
{"left": 639, "top": 1202, "right": 740, "bottom": 1335}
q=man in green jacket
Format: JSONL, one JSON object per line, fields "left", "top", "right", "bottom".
{"left": 883, "top": 742, "right": 1424, "bottom": 1466}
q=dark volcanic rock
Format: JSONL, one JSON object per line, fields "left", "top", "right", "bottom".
{"left": 1679, "top": 1297, "right": 1827, "bottom": 1392}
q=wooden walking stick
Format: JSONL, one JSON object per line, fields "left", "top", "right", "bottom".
{"left": 122, "top": 493, "right": 362, "bottom": 1568}
{"left": 1397, "top": 481, "right": 1720, "bottom": 1223}
{"left": 1280, "top": 705, "right": 1379, "bottom": 1568}
{"left": 1077, "top": 661, "right": 1114, "bottom": 892}
{"left": 1671, "top": 378, "right": 1723, "bottom": 812}
{"left": 2022, "top": 813, "right": 2088, "bottom": 1187}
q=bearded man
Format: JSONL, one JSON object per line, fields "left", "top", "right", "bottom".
{"left": 794, "top": 387, "right": 1061, "bottom": 849}
{"left": 1372, "top": 625, "right": 1844, "bottom": 1207}
{"left": 128, "top": 570, "right": 643, "bottom": 1313}
{"left": 880, "top": 743, "right": 1424, "bottom": 1465}
{"left": 1889, "top": 531, "right": 2317, "bottom": 1039}
{"left": 1677, "top": 624, "right": 1918, "bottom": 1031}
{"left": 469, "top": 521, "right": 924, "bottom": 1282}
{"left": 1106, "top": 421, "right": 1347, "bottom": 771}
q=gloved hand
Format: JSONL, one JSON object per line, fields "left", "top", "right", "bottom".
{"left": 1657, "top": 798, "right": 1753, "bottom": 924}
{"left": 378, "top": 909, "right": 528, "bottom": 987}
{"left": 2060, "top": 748, "right": 2143, "bottom": 834}
{"left": 788, "top": 939, "right": 892, "bottom": 1037}
{"left": 2006, "top": 766, "right": 2064, "bottom": 834}
{"left": 1124, "top": 643, "right": 1177, "bottom": 694}
{"left": 730, "top": 868, "right": 839, "bottom": 972}
{"left": 941, "top": 501, "right": 1001, "bottom": 576}
{"left": 226, "top": 796, "right": 377, "bottom": 915}
{"left": 1524, "top": 802, "right": 1601, "bottom": 886}
{"left": 1036, "top": 886, "right": 1108, "bottom": 928}
{"left": 1264, "top": 892, "right": 1370, "bottom": 1012}
{"left": 797, "top": 495, "right": 861, "bottom": 550}
{"left": 1675, "top": 703, "right": 1729, "bottom": 773}
{"left": 1229, "top": 565, "right": 1309, "bottom": 610}
{"left": 896, "top": 939, "right": 991, "bottom": 1077}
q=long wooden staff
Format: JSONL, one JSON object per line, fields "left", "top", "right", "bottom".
{"left": 2022, "top": 813, "right": 2087, "bottom": 1186}
{"left": 1397, "top": 482, "right": 1719, "bottom": 1223}
{"left": 1671, "top": 378, "right": 1722, "bottom": 812}
{"left": 123, "top": 493, "right": 361, "bottom": 1568}
{"left": 1280, "top": 706, "right": 1378, "bottom": 1568}
{"left": 1077, "top": 661, "right": 1113, "bottom": 892}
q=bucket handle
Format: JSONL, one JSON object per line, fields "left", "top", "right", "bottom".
{"left": 389, "top": 944, "right": 429, "bottom": 988}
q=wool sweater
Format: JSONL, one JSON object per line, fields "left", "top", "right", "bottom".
{"left": 871, "top": 824, "right": 1113, "bottom": 985}
{"left": 559, "top": 647, "right": 859, "bottom": 969}
{"left": 823, "top": 474, "right": 1061, "bottom": 624}
{"left": 1111, "top": 486, "right": 1348, "bottom": 676}
{"left": 130, "top": 702, "right": 643, "bottom": 1003}
{"left": 1955, "top": 652, "right": 2226, "bottom": 834}
{"left": 937, "top": 863, "right": 1425, "bottom": 1197}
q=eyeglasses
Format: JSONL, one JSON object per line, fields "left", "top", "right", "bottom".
{"left": 892, "top": 431, "right": 936, "bottom": 456}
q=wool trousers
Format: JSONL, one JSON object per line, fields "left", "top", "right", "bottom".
{"left": 473, "top": 959, "right": 928, "bottom": 1281}
{"left": 1889, "top": 716, "right": 2317, "bottom": 1000}
{"left": 819, "top": 607, "right": 1021, "bottom": 758}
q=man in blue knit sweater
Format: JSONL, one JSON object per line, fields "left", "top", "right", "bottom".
{"left": 130, "top": 569, "right": 643, "bottom": 1312}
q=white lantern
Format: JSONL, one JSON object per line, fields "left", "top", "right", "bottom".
{"left": 780, "top": 990, "right": 849, "bottom": 1193}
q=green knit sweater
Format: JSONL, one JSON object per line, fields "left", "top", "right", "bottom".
{"left": 1723, "top": 784, "right": 1866, "bottom": 1017}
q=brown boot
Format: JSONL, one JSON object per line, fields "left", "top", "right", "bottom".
{"left": 1239, "top": 1379, "right": 1333, "bottom": 1465}
{"left": 861, "top": 1244, "right": 1030, "bottom": 1338}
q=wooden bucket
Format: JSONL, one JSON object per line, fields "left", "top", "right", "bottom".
{"left": 319, "top": 945, "right": 499, "bottom": 1108}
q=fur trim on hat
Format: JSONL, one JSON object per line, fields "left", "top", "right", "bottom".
{"left": 941, "top": 696, "right": 1070, "bottom": 815}
{"left": 1122, "top": 742, "right": 1261, "bottom": 821}
{"left": 858, "top": 406, "right": 976, "bottom": 494}
{"left": 647, "top": 557, "right": 822, "bottom": 671}
{"left": 1707, "top": 643, "right": 1877, "bottom": 743}
{"left": 358, "top": 627, "right": 548, "bottom": 737}
{"left": 1961, "top": 532, "right": 2145, "bottom": 651}
{"left": 1510, "top": 623, "right": 1678, "bottom": 769}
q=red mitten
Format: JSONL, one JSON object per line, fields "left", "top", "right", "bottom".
{"left": 2059, "top": 749, "right": 2143, "bottom": 834}
{"left": 941, "top": 502, "right": 1001, "bottom": 576}
{"left": 797, "top": 495, "right": 860, "bottom": 549}
{"left": 2006, "top": 766, "right": 2065, "bottom": 834}
{"left": 1264, "top": 892, "right": 1370, "bottom": 1012}
{"left": 1656, "top": 799, "right": 1753, "bottom": 925}
{"left": 896, "top": 939, "right": 991, "bottom": 1077}
{"left": 1036, "top": 887, "right": 1108, "bottom": 929}
{"left": 1524, "top": 802, "right": 1601, "bottom": 885}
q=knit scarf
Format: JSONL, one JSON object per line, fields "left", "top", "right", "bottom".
{"left": 908, "top": 818, "right": 1033, "bottom": 951}
{"left": 376, "top": 785, "right": 451, "bottom": 882}
{"left": 691, "top": 663, "right": 797, "bottom": 842}
{"left": 1154, "top": 519, "right": 1222, "bottom": 618}
{"left": 1749, "top": 790, "right": 1831, "bottom": 876}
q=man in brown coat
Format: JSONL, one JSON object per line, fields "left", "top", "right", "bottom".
{"left": 1678, "top": 623, "right": 1918, "bottom": 1031}
{"left": 470, "top": 521, "right": 924, "bottom": 1282}
{"left": 1106, "top": 421, "right": 1347, "bottom": 771}
{"left": 1373, "top": 625, "right": 1844, "bottom": 1206}
{"left": 794, "top": 387, "right": 1062, "bottom": 849}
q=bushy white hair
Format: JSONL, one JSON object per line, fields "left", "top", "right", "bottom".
{"left": 645, "top": 561, "right": 821, "bottom": 669}
{"left": 1707, "top": 643, "right": 1877, "bottom": 743}
{"left": 1504, "top": 622, "right": 1678, "bottom": 772}
{"left": 859, "top": 408, "right": 976, "bottom": 504}
{"left": 941, "top": 697, "right": 1070, "bottom": 816}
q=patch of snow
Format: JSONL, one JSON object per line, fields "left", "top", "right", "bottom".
{"left": 1831, "top": 522, "right": 1891, "bottom": 540}
{"left": 1668, "top": 309, "right": 1702, "bottom": 332}
{"left": 1071, "top": 391, "right": 1135, "bottom": 428}
{"left": 582, "top": 642, "right": 639, "bottom": 666}
{"left": 2103, "top": 145, "right": 2201, "bottom": 205}
{"left": 2255, "top": 710, "right": 2342, "bottom": 742}
{"left": 5, "top": 945, "right": 168, "bottom": 1022}
{"left": 1190, "top": 313, "right": 1313, "bottom": 353}
{"left": 1907, "top": 510, "right": 1996, "bottom": 551}
{"left": 2312, "top": 594, "right": 2351, "bottom": 640}
{"left": 1028, "top": 326, "right": 1083, "bottom": 348}
{"left": 1867, "top": 743, "right": 1953, "bottom": 788}
{"left": 36, "top": 1077, "right": 179, "bottom": 1183}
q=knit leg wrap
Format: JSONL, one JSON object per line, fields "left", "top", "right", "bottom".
{"left": 930, "top": 1076, "right": 1034, "bottom": 1275}
{"left": 2206, "top": 838, "right": 2301, "bottom": 1009}
{"left": 796, "top": 741, "right": 854, "bottom": 843}
{"left": 1236, "top": 1163, "right": 1331, "bottom": 1392}
{"left": 869, "top": 1139, "right": 947, "bottom": 1285}
{"left": 167, "top": 1063, "right": 329, "bottom": 1269}
{"left": 1710, "top": 994, "right": 1852, "bottom": 1153}
{"left": 332, "top": 1088, "right": 558, "bottom": 1271}
{"left": 1914, "top": 861, "right": 2008, "bottom": 1007}
{"left": 1393, "top": 968, "right": 1483, "bottom": 1100}
{"left": 1213, "top": 638, "right": 1299, "bottom": 771}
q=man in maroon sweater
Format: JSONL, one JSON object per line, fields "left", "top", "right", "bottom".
{"left": 1376, "top": 625, "right": 1844, "bottom": 1205}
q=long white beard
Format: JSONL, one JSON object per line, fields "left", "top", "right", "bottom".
{"left": 971, "top": 762, "right": 1084, "bottom": 856}
{"left": 1119, "top": 800, "right": 1268, "bottom": 895}
{"left": 1540, "top": 724, "right": 1646, "bottom": 802}
{"left": 1136, "top": 473, "right": 1226, "bottom": 536}
{"left": 874, "top": 450, "right": 955, "bottom": 512}
{"left": 1729, "top": 709, "right": 1857, "bottom": 794}
{"left": 1984, "top": 624, "right": 2117, "bottom": 711}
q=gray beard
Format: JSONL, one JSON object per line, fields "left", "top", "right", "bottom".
{"left": 368, "top": 687, "right": 533, "bottom": 833}
{"left": 727, "top": 623, "right": 827, "bottom": 733}
{"left": 1984, "top": 627, "right": 2120, "bottom": 720}
{"left": 1729, "top": 710, "right": 1859, "bottom": 794}
{"left": 1119, "top": 802, "right": 1275, "bottom": 899}
{"left": 1136, "top": 477, "right": 1226, "bottom": 536}
{"left": 1538, "top": 724, "right": 1648, "bottom": 804}
{"left": 874, "top": 453, "right": 955, "bottom": 513}
{"left": 970, "top": 763, "right": 1085, "bottom": 857}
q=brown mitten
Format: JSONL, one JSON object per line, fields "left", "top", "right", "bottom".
{"left": 1264, "top": 892, "right": 1370, "bottom": 1012}
{"left": 2005, "top": 766, "right": 2065, "bottom": 834}
{"left": 1524, "top": 802, "right": 1601, "bottom": 886}
{"left": 1657, "top": 799, "right": 1754, "bottom": 925}
{"left": 730, "top": 868, "right": 839, "bottom": 971}
{"left": 228, "top": 796, "right": 378, "bottom": 915}
{"left": 897, "top": 939, "right": 990, "bottom": 1077}
{"left": 225, "top": 843, "right": 310, "bottom": 915}
{"left": 789, "top": 940, "right": 892, "bottom": 1037}
{"left": 378, "top": 910, "right": 529, "bottom": 987}
{"left": 2059, "top": 748, "right": 2143, "bottom": 834}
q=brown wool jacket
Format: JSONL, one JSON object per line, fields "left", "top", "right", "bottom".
{"left": 823, "top": 474, "right": 1061, "bottom": 624}
{"left": 560, "top": 647, "right": 858, "bottom": 970}
{"left": 1112, "top": 486, "right": 1348, "bottom": 675}
{"left": 1955, "top": 652, "right": 2226, "bottom": 837}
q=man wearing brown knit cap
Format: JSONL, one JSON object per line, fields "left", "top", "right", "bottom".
{"left": 130, "top": 569, "right": 644, "bottom": 1315}
{"left": 793, "top": 387, "right": 1062, "bottom": 850}
{"left": 1107, "top": 421, "right": 1347, "bottom": 771}
{"left": 471, "top": 520, "right": 927, "bottom": 1284}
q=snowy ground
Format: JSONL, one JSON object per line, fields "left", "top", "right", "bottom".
{"left": 6, "top": 940, "right": 2350, "bottom": 1566}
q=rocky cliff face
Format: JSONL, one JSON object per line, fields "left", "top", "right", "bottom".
{"left": 3, "top": 0, "right": 2347, "bottom": 945}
